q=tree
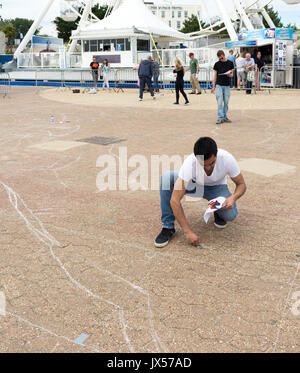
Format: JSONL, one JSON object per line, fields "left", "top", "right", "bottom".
{"left": 0, "top": 17, "right": 40, "bottom": 39}
{"left": 2, "top": 24, "right": 17, "bottom": 44}
{"left": 263, "top": 5, "right": 283, "bottom": 28}
{"left": 180, "top": 14, "right": 230, "bottom": 39}
{"left": 285, "top": 23, "right": 298, "bottom": 30}
{"left": 180, "top": 14, "right": 207, "bottom": 34}
{"left": 54, "top": 4, "right": 108, "bottom": 42}
{"left": 11, "top": 18, "right": 37, "bottom": 38}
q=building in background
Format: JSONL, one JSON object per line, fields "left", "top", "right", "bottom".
{"left": 144, "top": 1, "right": 202, "bottom": 30}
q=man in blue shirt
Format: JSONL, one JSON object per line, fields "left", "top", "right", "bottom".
{"left": 244, "top": 53, "right": 255, "bottom": 95}
{"left": 227, "top": 50, "right": 236, "bottom": 88}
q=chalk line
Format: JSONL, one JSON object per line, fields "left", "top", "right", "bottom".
{"left": 0, "top": 181, "right": 135, "bottom": 353}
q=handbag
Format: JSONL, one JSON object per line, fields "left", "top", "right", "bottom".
{"left": 247, "top": 71, "right": 255, "bottom": 82}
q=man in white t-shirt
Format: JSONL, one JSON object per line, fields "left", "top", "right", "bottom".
{"left": 155, "top": 137, "right": 247, "bottom": 248}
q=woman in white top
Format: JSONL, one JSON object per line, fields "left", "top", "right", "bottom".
{"left": 235, "top": 52, "right": 245, "bottom": 90}
{"left": 101, "top": 59, "right": 110, "bottom": 90}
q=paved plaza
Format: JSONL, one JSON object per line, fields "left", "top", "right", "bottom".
{"left": 0, "top": 86, "right": 299, "bottom": 352}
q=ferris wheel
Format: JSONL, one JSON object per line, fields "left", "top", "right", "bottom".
{"left": 13, "top": 0, "right": 300, "bottom": 61}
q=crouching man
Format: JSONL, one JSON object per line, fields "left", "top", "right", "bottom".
{"left": 154, "top": 137, "right": 246, "bottom": 248}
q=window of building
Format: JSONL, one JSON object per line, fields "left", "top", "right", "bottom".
{"left": 178, "top": 11, "right": 181, "bottom": 18}
{"left": 169, "top": 20, "right": 172, "bottom": 27}
{"left": 103, "top": 39, "right": 112, "bottom": 51}
{"left": 90, "top": 40, "right": 98, "bottom": 52}
{"left": 97, "top": 40, "right": 103, "bottom": 51}
{"left": 83, "top": 40, "right": 89, "bottom": 52}
{"left": 137, "top": 39, "right": 150, "bottom": 51}
{"left": 184, "top": 11, "right": 188, "bottom": 18}
{"left": 177, "top": 21, "right": 181, "bottom": 29}
{"left": 125, "top": 38, "right": 131, "bottom": 51}
{"left": 172, "top": 11, "right": 175, "bottom": 18}
{"left": 152, "top": 11, "right": 156, "bottom": 15}
{"left": 83, "top": 38, "right": 131, "bottom": 53}
{"left": 161, "top": 11, "right": 165, "bottom": 18}
{"left": 116, "top": 39, "right": 125, "bottom": 51}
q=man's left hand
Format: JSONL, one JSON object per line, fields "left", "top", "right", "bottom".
{"left": 221, "top": 196, "right": 236, "bottom": 210}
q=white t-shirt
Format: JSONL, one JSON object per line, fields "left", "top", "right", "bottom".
{"left": 236, "top": 57, "right": 245, "bottom": 72}
{"left": 178, "top": 149, "right": 240, "bottom": 186}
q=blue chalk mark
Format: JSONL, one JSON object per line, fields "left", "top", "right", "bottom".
{"left": 75, "top": 334, "right": 89, "bottom": 345}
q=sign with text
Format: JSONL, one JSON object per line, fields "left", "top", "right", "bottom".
{"left": 225, "top": 40, "right": 257, "bottom": 48}
{"left": 238, "top": 28, "right": 294, "bottom": 41}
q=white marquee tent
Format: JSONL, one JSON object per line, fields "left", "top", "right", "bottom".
{"left": 71, "top": 0, "right": 187, "bottom": 41}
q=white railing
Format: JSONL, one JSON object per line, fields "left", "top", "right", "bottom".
{"left": 17, "top": 47, "right": 221, "bottom": 69}
{"left": 18, "top": 53, "right": 82, "bottom": 69}
{"left": 0, "top": 72, "right": 11, "bottom": 97}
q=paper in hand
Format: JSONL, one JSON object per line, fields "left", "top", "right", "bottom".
{"left": 204, "top": 197, "right": 226, "bottom": 224}
{"left": 219, "top": 70, "right": 232, "bottom": 76}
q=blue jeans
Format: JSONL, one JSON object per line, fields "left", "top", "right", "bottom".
{"left": 246, "top": 77, "right": 252, "bottom": 94}
{"left": 153, "top": 73, "right": 160, "bottom": 92}
{"left": 160, "top": 171, "right": 238, "bottom": 229}
{"left": 216, "top": 85, "right": 230, "bottom": 120}
{"left": 139, "top": 76, "right": 154, "bottom": 99}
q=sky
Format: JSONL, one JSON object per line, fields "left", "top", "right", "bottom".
{"left": 0, "top": 0, "right": 299, "bottom": 36}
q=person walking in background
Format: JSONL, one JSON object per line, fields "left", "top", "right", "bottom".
{"left": 133, "top": 59, "right": 143, "bottom": 89}
{"left": 235, "top": 52, "right": 245, "bottom": 90}
{"left": 255, "top": 51, "right": 265, "bottom": 91}
{"left": 89, "top": 57, "right": 100, "bottom": 93}
{"left": 138, "top": 56, "right": 155, "bottom": 101}
{"left": 173, "top": 58, "right": 189, "bottom": 106}
{"left": 101, "top": 58, "right": 110, "bottom": 90}
{"left": 244, "top": 53, "right": 255, "bottom": 95}
{"left": 153, "top": 59, "right": 160, "bottom": 94}
{"left": 186, "top": 52, "right": 202, "bottom": 95}
{"left": 227, "top": 50, "right": 236, "bottom": 88}
{"left": 211, "top": 50, "right": 234, "bottom": 124}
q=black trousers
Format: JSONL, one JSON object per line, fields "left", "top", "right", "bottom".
{"left": 175, "top": 80, "right": 188, "bottom": 103}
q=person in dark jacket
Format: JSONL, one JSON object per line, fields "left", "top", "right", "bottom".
{"left": 173, "top": 58, "right": 189, "bottom": 105}
{"left": 138, "top": 56, "right": 155, "bottom": 101}
{"left": 255, "top": 51, "right": 265, "bottom": 91}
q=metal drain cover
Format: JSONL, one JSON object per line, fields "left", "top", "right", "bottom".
{"left": 77, "top": 136, "right": 126, "bottom": 146}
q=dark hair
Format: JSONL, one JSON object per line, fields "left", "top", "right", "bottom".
{"left": 103, "top": 59, "right": 108, "bottom": 66}
{"left": 217, "top": 50, "right": 225, "bottom": 57}
{"left": 194, "top": 137, "right": 218, "bottom": 160}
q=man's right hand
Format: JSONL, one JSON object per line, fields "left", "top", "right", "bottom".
{"left": 211, "top": 87, "right": 215, "bottom": 94}
{"left": 185, "top": 231, "right": 200, "bottom": 246}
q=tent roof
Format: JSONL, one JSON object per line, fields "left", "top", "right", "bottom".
{"left": 72, "top": 0, "right": 188, "bottom": 41}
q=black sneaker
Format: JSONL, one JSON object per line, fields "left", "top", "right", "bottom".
{"left": 185, "top": 102, "right": 190, "bottom": 105}
{"left": 154, "top": 228, "right": 175, "bottom": 248}
{"left": 214, "top": 212, "right": 227, "bottom": 229}
{"left": 197, "top": 92, "right": 202, "bottom": 95}
{"left": 173, "top": 102, "right": 179, "bottom": 105}
{"left": 189, "top": 92, "right": 196, "bottom": 95}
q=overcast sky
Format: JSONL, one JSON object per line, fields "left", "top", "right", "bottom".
{"left": 0, "top": 0, "right": 299, "bottom": 36}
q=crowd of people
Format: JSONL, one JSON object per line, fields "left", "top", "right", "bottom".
{"left": 88, "top": 48, "right": 266, "bottom": 124}
{"left": 227, "top": 49, "right": 265, "bottom": 92}
{"left": 135, "top": 52, "right": 202, "bottom": 103}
